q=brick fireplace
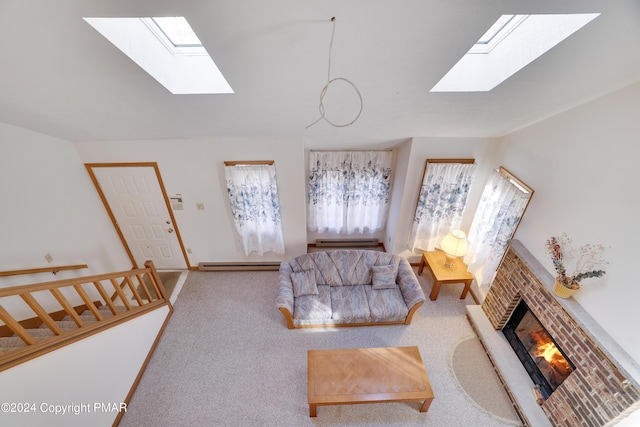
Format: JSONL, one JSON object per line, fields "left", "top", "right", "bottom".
{"left": 467, "top": 240, "right": 640, "bottom": 426}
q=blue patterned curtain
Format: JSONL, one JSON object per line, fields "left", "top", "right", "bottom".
{"left": 464, "top": 168, "right": 531, "bottom": 286}
{"left": 225, "top": 164, "right": 285, "bottom": 256}
{"left": 307, "top": 151, "right": 393, "bottom": 234}
{"left": 409, "top": 161, "right": 476, "bottom": 252}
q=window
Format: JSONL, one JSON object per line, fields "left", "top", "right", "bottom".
{"left": 464, "top": 167, "right": 533, "bottom": 286}
{"left": 469, "top": 15, "right": 525, "bottom": 54}
{"left": 307, "top": 151, "right": 393, "bottom": 234}
{"left": 224, "top": 161, "right": 285, "bottom": 256}
{"left": 475, "top": 15, "right": 516, "bottom": 45}
{"left": 150, "top": 17, "right": 203, "bottom": 48}
{"left": 409, "top": 159, "right": 476, "bottom": 253}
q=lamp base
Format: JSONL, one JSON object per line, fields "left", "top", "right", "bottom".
{"left": 443, "top": 253, "right": 456, "bottom": 268}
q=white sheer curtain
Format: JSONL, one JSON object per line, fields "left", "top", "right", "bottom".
{"left": 409, "top": 161, "right": 476, "bottom": 252}
{"left": 465, "top": 168, "right": 531, "bottom": 286}
{"left": 307, "top": 151, "right": 393, "bottom": 234}
{"left": 224, "top": 164, "right": 285, "bottom": 256}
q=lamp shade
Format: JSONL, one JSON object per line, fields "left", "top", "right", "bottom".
{"left": 441, "top": 230, "right": 468, "bottom": 258}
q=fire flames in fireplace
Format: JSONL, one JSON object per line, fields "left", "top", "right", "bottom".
{"left": 503, "top": 300, "right": 575, "bottom": 399}
{"left": 535, "top": 338, "right": 559, "bottom": 362}
{"left": 527, "top": 329, "right": 574, "bottom": 390}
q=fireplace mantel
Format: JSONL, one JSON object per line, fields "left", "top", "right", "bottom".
{"left": 468, "top": 239, "right": 640, "bottom": 426}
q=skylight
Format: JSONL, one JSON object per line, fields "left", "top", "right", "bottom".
{"left": 151, "top": 17, "right": 202, "bottom": 47}
{"left": 84, "top": 16, "right": 233, "bottom": 95}
{"left": 468, "top": 15, "right": 528, "bottom": 54}
{"left": 476, "top": 15, "right": 516, "bottom": 45}
{"left": 431, "top": 13, "right": 600, "bottom": 92}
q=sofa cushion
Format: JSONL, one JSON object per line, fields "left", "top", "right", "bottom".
{"left": 371, "top": 264, "right": 397, "bottom": 289}
{"left": 291, "top": 270, "right": 318, "bottom": 297}
{"left": 293, "top": 285, "right": 331, "bottom": 320}
{"left": 291, "top": 253, "right": 343, "bottom": 286}
{"left": 330, "top": 285, "right": 370, "bottom": 323}
{"left": 365, "top": 286, "right": 409, "bottom": 322}
{"left": 327, "top": 251, "right": 379, "bottom": 285}
{"left": 289, "top": 250, "right": 398, "bottom": 286}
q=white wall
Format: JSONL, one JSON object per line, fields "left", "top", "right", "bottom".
{"left": 384, "top": 139, "right": 413, "bottom": 253}
{"left": 499, "top": 81, "right": 640, "bottom": 369}
{"left": 74, "top": 137, "right": 308, "bottom": 264}
{"left": 0, "top": 123, "right": 130, "bottom": 289}
{"left": 0, "top": 305, "right": 169, "bottom": 427}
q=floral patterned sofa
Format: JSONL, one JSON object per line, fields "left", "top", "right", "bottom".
{"left": 276, "top": 250, "right": 426, "bottom": 329}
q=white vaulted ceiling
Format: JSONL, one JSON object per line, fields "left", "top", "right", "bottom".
{"left": 0, "top": 0, "right": 639, "bottom": 148}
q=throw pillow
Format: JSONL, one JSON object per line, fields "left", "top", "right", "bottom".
{"left": 292, "top": 270, "right": 319, "bottom": 297}
{"left": 371, "top": 264, "right": 397, "bottom": 289}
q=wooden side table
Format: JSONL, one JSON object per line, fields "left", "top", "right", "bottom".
{"left": 418, "top": 251, "right": 474, "bottom": 301}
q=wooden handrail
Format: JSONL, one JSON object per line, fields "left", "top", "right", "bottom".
{"left": 0, "top": 264, "right": 88, "bottom": 277}
{"left": 0, "top": 260, "right": 172, "bottom": 372}
{"left": 0, "top": 268, "right": 148, "bottom": 298}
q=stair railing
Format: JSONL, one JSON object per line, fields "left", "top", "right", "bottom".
{"left": 0, "top": 260, "right": 172, "bottom": 372}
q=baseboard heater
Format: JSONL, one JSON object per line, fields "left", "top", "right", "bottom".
{"left": 314, "top": 238, "right": 380, "bottom": 248}
{"left": 198, "top": 262, "right": 280, "bottom": 271}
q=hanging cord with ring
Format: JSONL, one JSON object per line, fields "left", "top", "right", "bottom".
{"left": 306, "top": 17, "right": 364, "bottom": 129}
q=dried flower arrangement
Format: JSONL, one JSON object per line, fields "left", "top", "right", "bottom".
{"left": 545, "top": 233, "right": 608, "bottom": 290}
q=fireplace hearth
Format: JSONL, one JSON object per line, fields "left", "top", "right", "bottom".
{"left": 503, "top": 300, "right": 574, "bottom": 399}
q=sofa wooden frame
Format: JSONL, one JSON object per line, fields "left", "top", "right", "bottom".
{"left": 278, "top": 301, "right": 424, "bottom": 329}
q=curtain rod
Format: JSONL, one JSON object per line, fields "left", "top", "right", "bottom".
{"left": 309, "top": 149, "right": 393, "bottom": 153}
{"left": 426, "top": 158, "right": 475, "bottom": 164}
{"left": 224, "top": 160, "right": 274, "bottom": 166}
{"left": 495, "top": 166, "right": 534, "bottom": 195}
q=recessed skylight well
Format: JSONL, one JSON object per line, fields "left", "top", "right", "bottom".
{"left": 84, "top": 16, "right": 233, "bottom": 95}
{"left": 476, "top": 15, "right": 516, "bottom": 45}
{"left": 150, "top": 17, "right": 203, "bottom": 48}
{"left": 468, "top": 15, "right": 527, "bottom": 54}
{"left": 431, "top": 13, "right": 600, "bottom": 92}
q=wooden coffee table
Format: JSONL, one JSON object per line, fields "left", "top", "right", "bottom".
{"left": 307, "top": 346, "right": 434, "bottom": 417}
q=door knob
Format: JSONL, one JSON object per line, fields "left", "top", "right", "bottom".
{"left": 167, "top": 228, "right": 174, "bottom": 233}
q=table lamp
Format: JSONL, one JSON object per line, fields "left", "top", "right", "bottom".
{"left": 440, "top": 230, "right": 468, "bottom": 268}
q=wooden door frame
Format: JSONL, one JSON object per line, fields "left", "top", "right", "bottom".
{"left": 85, "top": 162, "right": 191, "bottom": 270}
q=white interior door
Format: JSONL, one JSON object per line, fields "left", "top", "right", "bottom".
{"left": 90, "top": 165, "right": 187, "bottom": 269}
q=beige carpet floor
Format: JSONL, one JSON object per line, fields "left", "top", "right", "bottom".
{"left": 120, "top": 267, "right": 521, "bottom": 427}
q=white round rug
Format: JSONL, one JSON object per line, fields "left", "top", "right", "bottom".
{"left": 449, "top": 334, "right": 523, "bottom": 426}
